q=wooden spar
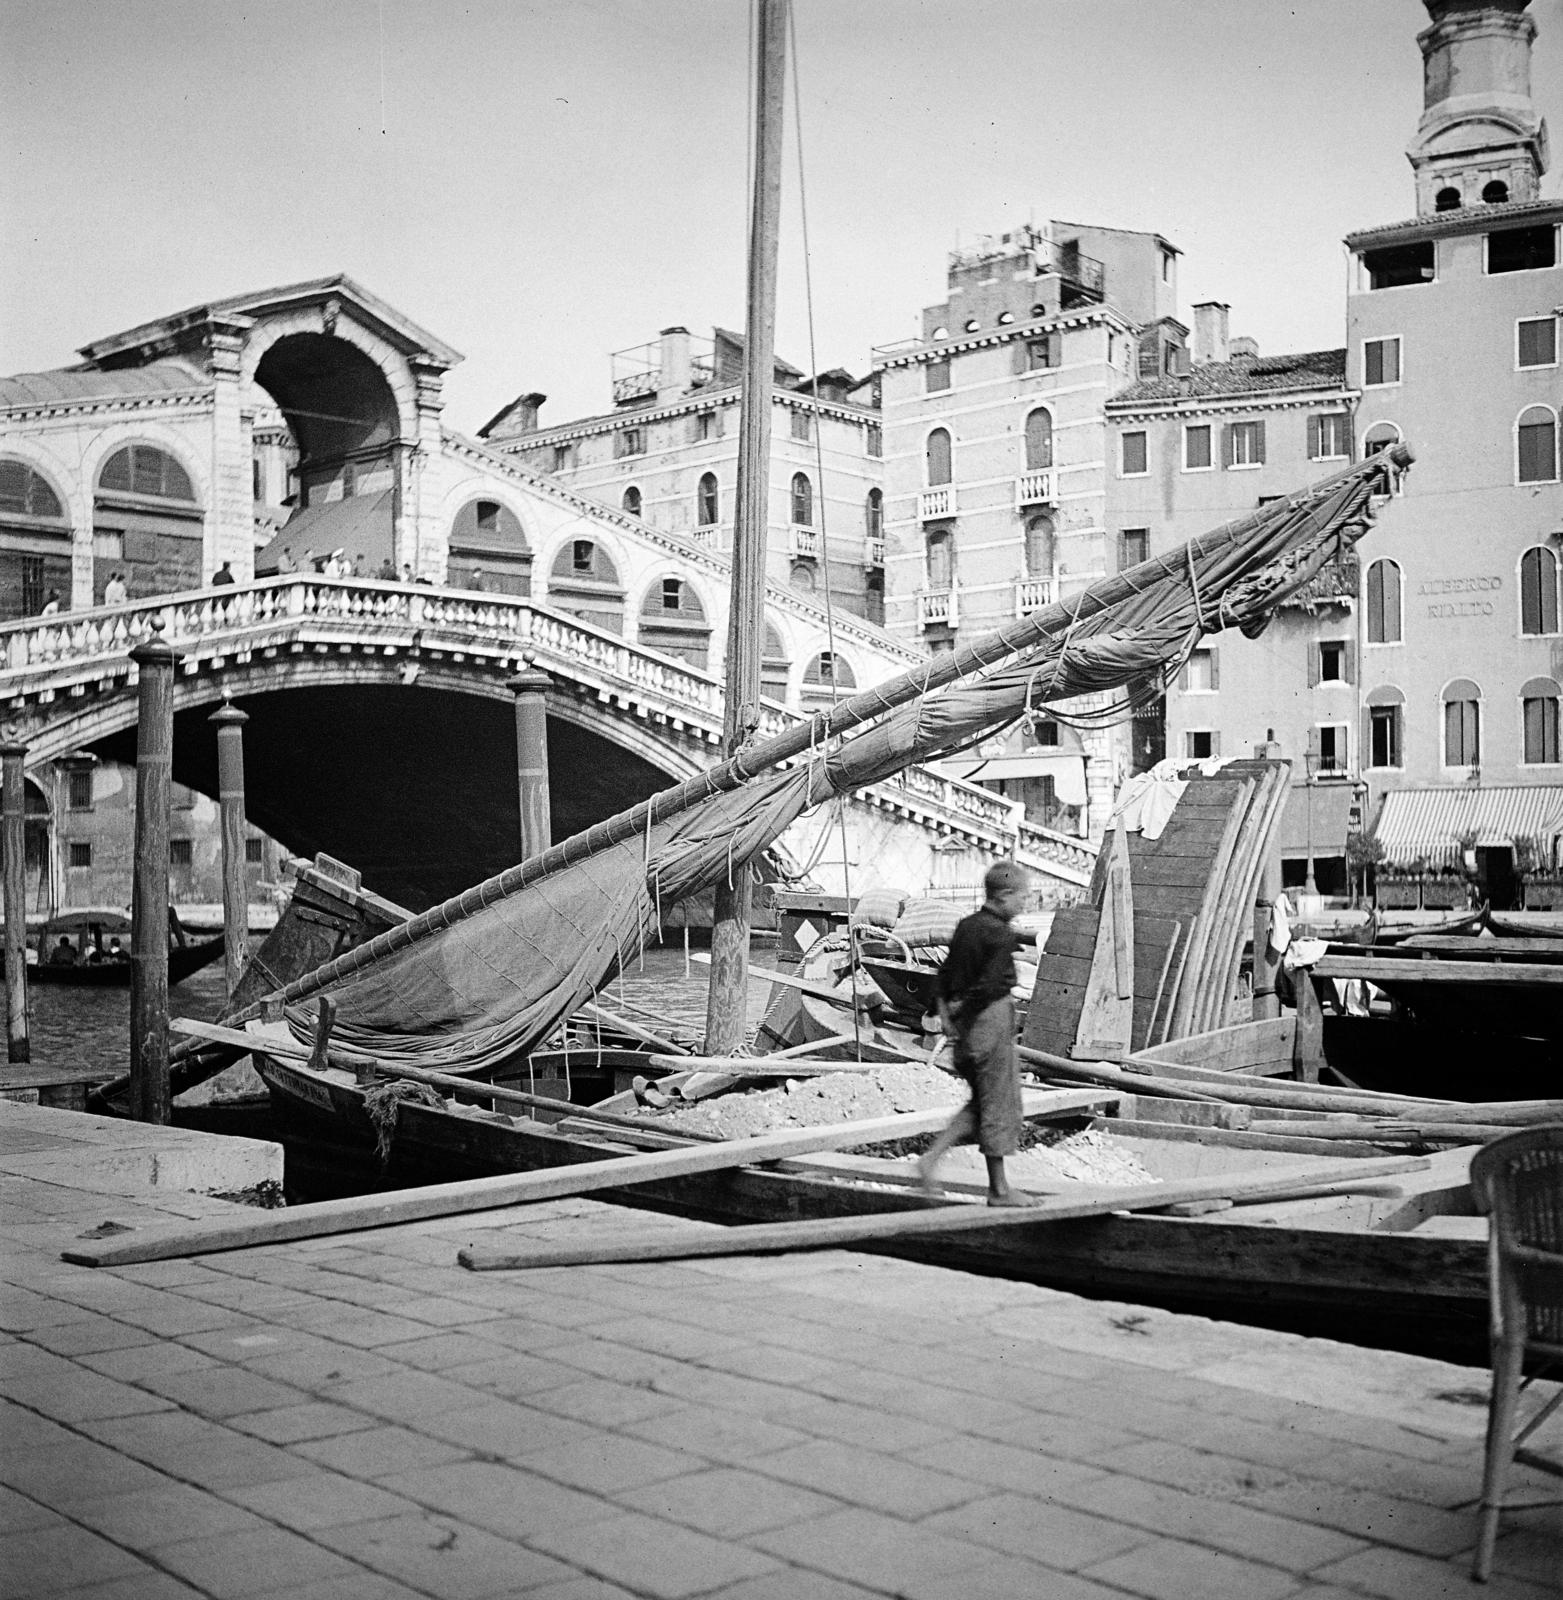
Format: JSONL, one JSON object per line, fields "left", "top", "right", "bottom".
{"left": 1, "top": 742, "right": 29, "bottom": 1064}
{"left": 1250, "top": 741, "right": 1285, "bottom": 1021}
{"left": 207, "top": 702, "right": 249, "bottom": 1000}
{"left": 128, "top": 623, "right": 181, "bottom": 1125}
{"left": 695, "top": 951, "right": 894, "bottom": 1010}
{"left": 1245, "top": 1119, "right": 1516, "bottom": 1143}
{"left": 168, "top": 1017, "right": 709, "bottom": 1137}
{"left": 60, "top": 1091, "right": 1113, "bottom": 1267}
{"left": 453, "top": 1155, "right": 1431, "bottom": 1272}
{"left": 1312, "top": 954, "right": 1563, "bottom": 986}
{"left": 220, "top": 448, "right": 1412, "bottom": 1035}
{"left": 706, "top": 0, "right": 789, "bottom": 1055}
{"left": 577, "top": 1000, "right": 691, "bottom": 1055}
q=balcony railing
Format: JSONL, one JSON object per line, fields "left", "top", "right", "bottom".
{"left": 918, "top": 586, "right": 959, "bottom": 630}
{"left": 689, "top": 525, "right": 720, "bottom": 549}
{"left": 918, "top": 487, "right": 956, "bottom": 522}
{"left": 1015, "top": 469, "right": 1055, "bottom": 507}
{"left": 864, "top": 535, "right": 885, "bottom": 568}
{"left": 1014, "top": 576, "right": 1055, "bottom": 615}
{"left": 789, "top": 526, "right": 820, "bottom": 559}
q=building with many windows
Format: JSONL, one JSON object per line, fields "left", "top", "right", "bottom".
{"left": 481, "top": 326, "right": 886, "bottom": 627}
{"left": 872, "top": 221, "right": 1181, "bottom": 834}
{"left": 1116, "top": 0, "right": 1563, "bottom": 905}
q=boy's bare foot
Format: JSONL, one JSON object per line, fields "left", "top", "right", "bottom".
{"left": 987, "top": 1190, "right": 1046, "bottom": 1208}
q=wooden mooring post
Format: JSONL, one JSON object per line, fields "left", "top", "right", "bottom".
{"left": 129, "top": 623, "right": 182, "bottom": 1123}
{"left": 2, "top": 741, "right": 29, "bottom": 1064}
{"left": 208, "top": 701, "right": 249, "bottom": 1000}
{"left": 507, "top": 658, "right": 553, "bottom": 858}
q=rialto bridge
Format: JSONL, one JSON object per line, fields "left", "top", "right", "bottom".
{"left": 0, "top": 579, "right": 1095, "bottom": 912}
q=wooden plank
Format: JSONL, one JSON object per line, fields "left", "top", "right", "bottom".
{"left": 1398, "top": 936, "right": 1563, "bottom": 958}
{"left": 1313, "top": 955, "right": 1563, "bottom": 985}
{"left": 61, "top": 1087, "right": 1115, "bottom": 1268}
{"left": 1133, "top": 1017, "right": 1296, "bottom": 1072}
{"left": 453, "top": 1156, "right": 1432, "bottom": 1271}
{"left": 1071, "top": 828, "right": 1134, "bottom": 1061}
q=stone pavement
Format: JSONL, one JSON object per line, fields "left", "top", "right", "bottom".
{"left": 2, "top": 1106, "right": 1560, "bottom": 1600}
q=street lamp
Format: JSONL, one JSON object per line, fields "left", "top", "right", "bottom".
{"left": 1303, "top": 730, "right": 1322, "bottom": 901}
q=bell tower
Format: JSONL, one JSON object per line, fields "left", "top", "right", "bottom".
{"left": 1408, "top": 0, "right": 1549, "bottom": 215}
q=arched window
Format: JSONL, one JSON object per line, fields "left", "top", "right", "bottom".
{"left": 98, "top": 444, "right": 195, "bottom": 502}
{"left": 1442, "top": 678, "right": 1482, "bottom": 767}
{"left": 449, "top": 498, "right": 531, "bottom": 595}
{"left": 638, "top": 576, "right": 710, "bottom": 669}
{"left": 621, "top": 485, "right": 641, "bottom": 516}
{"left": 1521, "top": 677, "right": 1561, "bottom": 765}
{"left": 1517, "top": 406, "right": 1559, "bottom": 484}
{"left": 790, "top": 472, "right": 813, "bottom": 527}
{"left": 761, "top": 619, "right": 790, "bottom": 701}
{"left": 926, "top": 528, "right": 953, "bottom": 590}
{"left": 0, "top": 459, "right": 65, "bottom": 522}
{"left": 549, "top": 538, "right": 624, "bottom": 634}
{"left": 865, "top": 487, "right": 883, "bottom": 540}
{"left": 925, "top": 428, "right": 952, "bottom": 486}
{"left": 1482, "top": 179, "right": 1510, "bottom": 205}
{"left": 1435, "top": 186, "right": 1462, "bottom": 212}
{"left": 1366, "top": 558, "right": 1402, "bottom": 644}
{"left": 790, "top": 560, "right": 816, "bottom": 594}
{"left": 1025, "top": 514, "right": 1055, "bottom": 580}
{"left": 804, "top": 651, "right": 856, "bottom": 691}
{"left": 696, "top": 473, "right": 718, "bottom": 528}
{"left": 1362, "top": 422, "right": 1401, "bottom": 456}
{"left": 1520, "top": 546, "right": 1560, "bottom": 636}
{"left": 1365, "top": 685, "right": 1405, "bottom": 769}
{"left": 1024, "top": 408, "right": 1054, "bottom": 471}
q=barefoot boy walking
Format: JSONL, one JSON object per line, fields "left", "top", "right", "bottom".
{"left": 920, "top": 859, "right": 1040, "bottom": 1207}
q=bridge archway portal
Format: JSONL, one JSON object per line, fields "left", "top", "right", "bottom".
{"left": 87, "top": 684, "right": 679, "bottom": 912}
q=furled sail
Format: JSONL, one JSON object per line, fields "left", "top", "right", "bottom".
{"left": 228, "top": 446, "right": 1410, "bottom": 1074}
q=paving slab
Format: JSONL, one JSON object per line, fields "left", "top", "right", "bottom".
{"left": 1, "top": 1102, "right": 1559, "bottom": 1599}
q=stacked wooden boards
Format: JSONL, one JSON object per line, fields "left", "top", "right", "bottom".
{"left": 1024, "top": 759, "right": 1292, "bottom": 1058}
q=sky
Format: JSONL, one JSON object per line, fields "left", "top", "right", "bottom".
{"left": 3, "top": 0, "right": 1561, "bottom": 435}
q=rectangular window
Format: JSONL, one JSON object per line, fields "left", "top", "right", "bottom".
{"left": 169, "top": 839, "right": 193, "bottom": 867}
{"left": 1361, "top": 241, "right": 1435, "bottom": 289}
{"left": 1183, "top": 648, "right": 1219, "bottom": 693}
{"left": 926, "top": 358, "right": 951, "bottom": 392}
{"left": 67, "top": 771, "right": 93, "bottom": 810}
{"left": 571, "top": 539, "right": 594, "bottom": 574}
{"left": 1309, "top": 413, "right": 1351, "bottom": 460}
{"left": 245, "top": 837, "right": 265, "bottom": 864}
{"left": 1523, "top": 696, "right": 1561, "bottom": 764}
{"left": 252, "top": 459, "right": 263, "bottom": 499}
{"left": 1225, "top": 420, "right": 1266, "bottom": 468}
{"left": 1032, "top": 719, "right": 1061, "bottom": 748}
{"left": 661, "top": 578, "right": 681, "bottom": 610}
{"left": 551, "top": 444, "right": 572, "bottom": 471}
{"left": 692, "top": 411, "right": 718, "bottom": 443}
{"left": 68, "top": 842, "right": 91, "bottom": 869}
{"left": 1026, "top": 333, "right": 1061, "bottom": 370}
{"left": 1487, "top": 224, "right": 1557, "bottom": 275}
{"left": 1369, "top": 705, "right": 1402, "bottom": 769}
{"left": 1317, "top": 724, "right": 1348, "bottom": 773}
{"left": 615, "top": 429, "right": 644, "bottom": 459}
{"left": 1364, "top": 337, "right": 1401, "bottom": 386}
{"left": 1185, "top": 729, "right": 1218, "bottom": 759}
{"left": 1315, "top": 640, "right": 1353, "bottom": 684}
{"left": 1517, "top": 317, "right": 1558, "bottom": 369}
{"left": 1445, "top": 698, "right": 1480, "bottom": 767}
{"left": 865, "top": 425, "right": 882, "bottom": 458}
{"left": 21, "top": 557, "right": 45, "bottom": 615}
{"left": 1120, "top": 431, "right": 1148, "bottom": 476}
{"left": 1183, "top": 425, "right": 1212, "bottom": 470}
{"left": 1119, "top": 528, "right": 1149, "bottom": 569}
{"left": 790, "top": 409, "right": 813, "bottom": 443}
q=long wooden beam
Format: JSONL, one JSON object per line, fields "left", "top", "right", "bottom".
{"left": 1313, "top": 954, "right": 1563, "bottom": 985}
{"left": 59, "top": 1088, "right": 1110, "bottom": 1268}
{"left": 454, "top": 1155, "right": 1431, "bottom": 1271}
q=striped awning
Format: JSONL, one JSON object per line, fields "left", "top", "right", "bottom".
{"left": 1371, "top": 785, "right": 1563, "bottom": 868}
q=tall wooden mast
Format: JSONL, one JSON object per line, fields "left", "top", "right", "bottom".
{"left": 704, "top": 0, "right": 789, "bottom": 1053}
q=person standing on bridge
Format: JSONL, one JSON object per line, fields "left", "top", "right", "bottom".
{"left": 212, "top": 561, "right": 235, "bottom": 586}
{"left": 103, "top": 572, "right": 128, "bottom": 606}
{"left": 920, "top": 859, "right": 1043, "bottom": 1208}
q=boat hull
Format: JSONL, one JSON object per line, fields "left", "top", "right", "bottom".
{"left": 257, "top": 1054, "right": 1488, "bottom": 1361}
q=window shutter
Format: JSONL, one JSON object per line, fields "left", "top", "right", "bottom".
{"left": 1048, "top": 331, "right": 1062, "bottom": 367}
{"left": 1307, "top": 645, "right": 1321, "bottom": 688}
{"left": 1177, "top": 661, "right": 1189, "bottom": 692}
{"left": 1208, "top": 649, "right": 1220, "bottom": 690}
{"left": 1343, "top": 641, "right": 1355, "bottom": 685}
{"left": 1012, "top": 341, "right": 1028, "bottom": 375}
{"left": 1221, "top": 424, "right": 1234, "bottom": 467}
{"left": 1254, "top": 421, "right": 1266, "bottom": 465}
{"left": 1210, "top": 731, "right": 1222, "bottom": 757}
{"left": 1307, "top": 416, "right": 1320, "bottom": 460}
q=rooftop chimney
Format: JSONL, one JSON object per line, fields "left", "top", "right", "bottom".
{"left": 658, "top": 326, "right": 692, "bottom": 403}
{"left": 1229, "top": 335, "right": 1260, "bottom": 361}
{"left": 1191, "top": 302, "right": 1231, "bottom": 366}
{"left": 479, "top": 391, "right": 546, "bottom": 439}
